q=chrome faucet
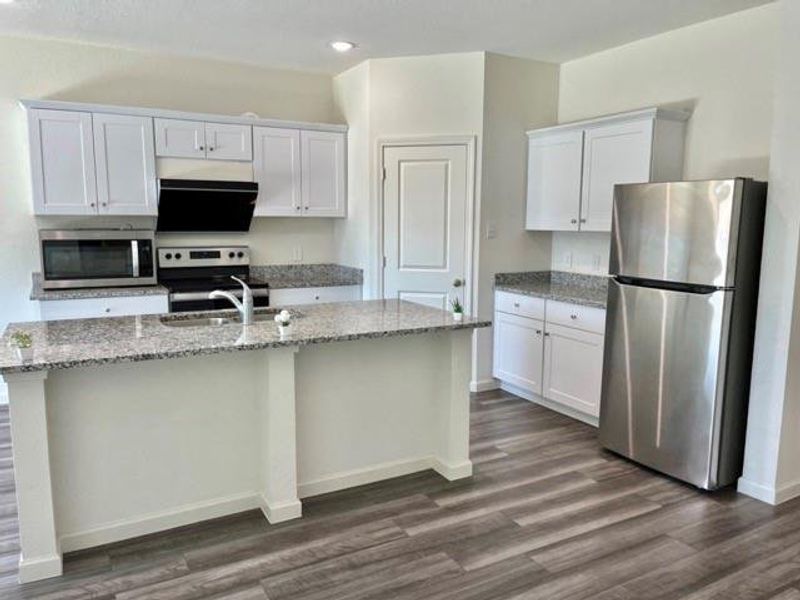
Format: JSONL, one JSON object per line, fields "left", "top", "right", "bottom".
{"left": 209, "top": 276, "right": 254, "bottom": 325}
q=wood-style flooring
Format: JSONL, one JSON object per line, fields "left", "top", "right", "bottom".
{"left": 1, "top": 390, "right": 800, "bottom": 599}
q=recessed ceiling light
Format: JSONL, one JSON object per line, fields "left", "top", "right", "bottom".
{"left": 329, "top": 41, "right": 356, "bottom": 53}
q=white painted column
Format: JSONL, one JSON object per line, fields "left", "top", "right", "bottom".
{"left": 4, "top": 371, "right": 62, "bottom": 582}
{"left": 739, "top": 0, "right": 800, "bottom": 505}
{"left": 257, "top": 347, "right": 302, "bottom": 523}
{"left": 433, "top": 329, "right": 474, "bottom": 480}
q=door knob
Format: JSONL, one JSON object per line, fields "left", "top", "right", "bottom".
{"left": 570, "top": 218, "right": 578, "bottom": 224}
{"left": 453, "top": 278, "right": 464, "bottom": 288}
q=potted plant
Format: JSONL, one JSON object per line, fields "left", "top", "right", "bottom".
{"left": 9, "top": 331, "right": 34, "bottom": 361}
{"left": 450, "top": 297, "right": 464, "bottom": 322}
{"left": 274, "top": 309, "right": 292, "bottom": 337}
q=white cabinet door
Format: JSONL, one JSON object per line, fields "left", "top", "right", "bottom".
{"left": 28, "top": 109, "right": 98, "bottom": 215}
{"left": 93, "top": 114, "right": 157, "bottom": 216}
{"left": 580, "top": 119, "right": 654, "bottom": 232}
{"left": 154, "top": 118, "right": 206, "bottom": 158}
{"left": 493, "top": 311, "right": 545, "bottom": 395}
{"left": 526, "top": 129, "right": 583, "bottom": 231}
{"left": 301, "top": 130, "right": 346, "bottom": 217}
{"left": 205, "top": 123, "right": 252, "bottom": 161}
{"left": 543, "top": 322, "right": 604, "bottom": 417}
{"left": 269, "top": 285, "right": 361, "bottom": 306}
{"left": 253, "top": 127, "right": 302, "bottom": 216}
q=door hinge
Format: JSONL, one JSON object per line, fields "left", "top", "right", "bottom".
{"left": 383, "top": 256, "right": 387, "bottom": 268}
{"left": 382, "top": 167, "right": 387, "bottom": 182}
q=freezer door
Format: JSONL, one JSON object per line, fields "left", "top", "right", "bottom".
{"left": 599, "top": 279, "right": 732, "bottom": 489}
{"left": 610, "top": 180, "right": 741, "bottom": 287}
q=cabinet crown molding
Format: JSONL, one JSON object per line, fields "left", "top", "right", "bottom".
{"left": 20, "top": 99, "right": 348, "bottom": 134}
{"left": 526, "top": 106, "right": 691, "bottom": 138}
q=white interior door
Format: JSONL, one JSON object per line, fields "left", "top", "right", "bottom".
{"left": 383, "top": 143, "right": 470, "bottom": 312}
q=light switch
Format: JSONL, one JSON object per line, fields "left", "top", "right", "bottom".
{"left": 485, "top": 221, "right": 497, "bottom": 240}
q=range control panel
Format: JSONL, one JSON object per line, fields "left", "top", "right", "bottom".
{"left": 157, "top": 246, "right": 250, "bottom": 269}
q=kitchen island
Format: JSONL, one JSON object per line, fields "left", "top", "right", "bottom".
{"left": 0, "top": 300, "right": 489, "bottom": 582}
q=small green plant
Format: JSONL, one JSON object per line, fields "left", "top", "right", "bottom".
{"left": 450, "top": 297, "right": 463, "bottom": 314}
{"left": 273, "top": 309, "right": 292, "bottom": 327}
{"left": 9, "top": 331, "right": 33, "bottom": 349}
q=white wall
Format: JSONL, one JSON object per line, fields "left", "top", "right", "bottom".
{"left": 0, "top": 34, "right": 339, "bottom": 337}
{"left": 473, "top": 53, "right": 558, "bottom": 387}
{"left": 739, "top": 0, "right": 800, "bottom": 504}
{"left": 553, "top": 3, "right": 778, "bottom": 273}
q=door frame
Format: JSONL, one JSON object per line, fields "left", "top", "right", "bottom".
{"left": 376, "top": 135, "right": 477, "bottom": 314}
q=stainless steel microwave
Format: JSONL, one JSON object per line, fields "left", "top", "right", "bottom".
{"left": 39, "top": 230, "right": 157, "bottom": 290}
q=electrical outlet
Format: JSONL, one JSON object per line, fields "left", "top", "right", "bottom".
{"left": 563, "top": 252, "right": 573, "bottom": 269}
{"left": 592, "top": 254, "right": 602, "bottom": 272}
{"left": 485, "top": 221, "right": 497, "bottom": 240}
{"left": 292, "top": 246, "right": 303, "bottom": 263}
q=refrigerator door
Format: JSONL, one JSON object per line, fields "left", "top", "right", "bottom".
{"left": 599, "top": 278, "right": 732, "bottom": 489}
{"left": 610, "top": 180, "right": 741, "bottom": 287}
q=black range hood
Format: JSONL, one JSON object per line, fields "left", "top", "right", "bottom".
{"left": 156, "top": 179, "right": 258, "bottom": 232}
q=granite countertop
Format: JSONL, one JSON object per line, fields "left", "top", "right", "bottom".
{"left": 0, "top": 300, "right": 489, "bottom": 375}
{"left": 30, "top": 273, "right": 169, "bottom": 301}
{"left": 30, "top": 264, "right": 364, "bottom": 301}
{"left": 495, "top": 271, "right": 609, "bottom": 309}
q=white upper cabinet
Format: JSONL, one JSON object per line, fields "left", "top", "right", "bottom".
{"left": 154, "top": 119, "right": 252, "bottom": 161}
{"left": 154, "top": 118, "right": 206, "bottom": 158}
{"left": 28, "top": 109, "right": 98, "bottom": 215}
{"left": 204, "top": 123, "right": 253, "bottom": 161}
{"left": 301, "top": 130, "right": 346, "bottom": 217}
{"left": 253, "top": 127, "right": 302, "bottom": 216}
{"left": 580, "top": 119, "right": 653, "bottom": 231}
{"left": 93, "top": 114, "right": 157, "bottom": 215}
{"left": 525, "top": 108, "right": 688, "bottom": 233}
{"left": 526, "top": 130, "right": 583, "bottom": 231}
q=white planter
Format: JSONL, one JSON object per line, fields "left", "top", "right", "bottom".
{"left": 15, "top": 346, "right": 34, "bottom": 362}
{"left": 452, "top": 312, "right": 463, "bottom": 322}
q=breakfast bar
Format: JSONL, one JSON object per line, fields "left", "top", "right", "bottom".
{"left": 0, "top": 300, "right": 489, "bottom": 582}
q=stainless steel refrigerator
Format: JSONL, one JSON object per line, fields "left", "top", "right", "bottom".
{"left": 599, "top": 179, "right": 767, "bottom": 490}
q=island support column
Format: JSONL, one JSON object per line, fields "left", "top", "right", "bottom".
{"left": 5, "top": 370, "right": 62, "bottom": 582}
{"left": 257, "top": 346, "right": 303, "bottom": 523}
{"left": 434, "top": 328, "right": 474, "bottom": 480}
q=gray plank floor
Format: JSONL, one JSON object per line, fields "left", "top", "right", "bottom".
{"left": 1, "top": 390, "right": 799, "bottom": 599}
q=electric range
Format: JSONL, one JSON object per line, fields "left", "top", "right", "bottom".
{"left": 157, "top": 246, "right": 269, "bottom": 313}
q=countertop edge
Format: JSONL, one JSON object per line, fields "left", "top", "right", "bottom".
{"left": 494, "top": 284, "right": 607, "bottom": 309}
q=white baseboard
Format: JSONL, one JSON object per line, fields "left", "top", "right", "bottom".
{"left": 500, "top": 382, "right": 598, "bottom": 427}
{"left": 17, "top": 553, "right": 63, "bottom": 583}
{"left": 59, "top": 492, "right": 260, "bottom": 553}
{"left": 738, "top": 477, "right": 800, "bottom": 505}
{"left": 259, "top": 496, "right": 302, "bottom": 524}
{"left": 432, "top": 458, "right": 473, "bottom": 480}
{"left": 470, "top": 378, "right": 500, "bottom": 393}
{"left": 297, "top": 456, "right": 436, "bottom": 498}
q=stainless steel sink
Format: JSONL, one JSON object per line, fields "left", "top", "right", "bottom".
{"left": 160, "top": 309, "right": 298, "bottom": 328}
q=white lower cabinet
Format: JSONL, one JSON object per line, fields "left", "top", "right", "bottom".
{"left": 493, "top": 291, "right": 606, "bottom": 422}
{"left": 269, "top": 285, "right": 361, "bottom": 307}
{"left": 38, "top": 295, "right": 169, "bottom": 321}
{"left": 542, "top": 323, "right": 605, "bottom": 417}
{"left": 493, "top": 312, "right": 544, "bottom": 395}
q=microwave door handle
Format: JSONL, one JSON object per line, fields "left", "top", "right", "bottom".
{"left": 131, "top": 240, "right": 140, "bottom": 277}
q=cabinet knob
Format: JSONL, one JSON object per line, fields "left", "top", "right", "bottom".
{"left": 570, "top": 314, "right": 578, "bottom": 320}
{"left": 544, "top": 332, "right": 551, "bottom": 337}
{"left": 535, "top": 329, "right": 542, "bottom": 335}
{"left": 104, "top": 308, "right": 111, "bottom": 313}
{"left": 102, "top": 202, "right": 108, "bottom": 207}
{"left": 513, "top": 302, "right": 520, "bottom": 308}
{"left": 570, "top": 218, "right": 578, "bottom": 224}
{"left": 90, "top": 202, "right": 96, "bottom": 207}
{"left": 199, "top": 145, "right": 205, "bottom": 151}
{"left": 314, "top": 295, "right": 320, "bottom": 300}
{"left": 304, "top": 206, "right": 309, "bottom": 211}
{"left": 580, "top": 218, "right": 587, "bottom": 224}
{"left": 208, "top": 147, "right": 215, "bottom": 152}
{"left": 296, "top": 206, "right": 301, "bottom": 211}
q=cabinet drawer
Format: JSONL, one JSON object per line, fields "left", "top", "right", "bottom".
{"left": 38, "top": 295, "right": 169, "bottom": 321}
{"left": 495, "top": 291, "right": 545, "bottom": 320}
{"left": 546, "top": 300, "right": 606, "bottom": 334}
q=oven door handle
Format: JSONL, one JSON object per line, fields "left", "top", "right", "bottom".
{"left": 169, "top": 289, "right": 269, "bottom": 302}
{"left": 131, "top": 240, "right": 140, "bottom": 277}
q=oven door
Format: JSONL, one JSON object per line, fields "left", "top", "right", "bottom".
{"left": 169, "top": 288, "right": 270, "bottom": 313}
{"left": 40, "top": 231, "right": 156, "bottom": 289}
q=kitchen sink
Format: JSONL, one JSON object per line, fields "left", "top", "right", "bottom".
{"left": 160, "top": 309, "right": 298, "bottom": 328}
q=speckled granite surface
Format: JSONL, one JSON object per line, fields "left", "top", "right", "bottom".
{"left": 495, "top": 271, "right": 609, "bottom": 309}
{"left": 31, "top": 264, "right": 363, "bottom": 301}
{"left": 0, "top": 300, "right": 489, "bottom": 374}
{"left": 250, "top": 264, "right": 363, "bottom": 289}
{"left": 30, "top": 273, "right": 169, "bottom": 301}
